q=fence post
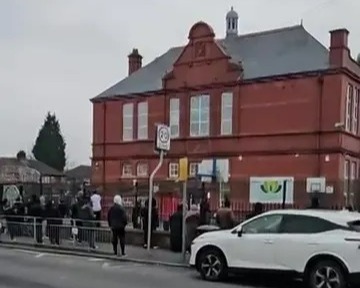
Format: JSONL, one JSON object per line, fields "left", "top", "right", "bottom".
{"left": 33, "top": 217, "right": 36, "bottom": 242}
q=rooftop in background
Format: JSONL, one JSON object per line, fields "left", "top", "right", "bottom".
{"left": 65, "top": 165, "right": 91, "bottom": 180}
{"left": 0, "top": 157, "right": 64, "bottom": 177}
{"left": 93, "top": 24, "right": 329, "bottom": 100}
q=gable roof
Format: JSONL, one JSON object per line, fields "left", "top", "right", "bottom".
{"left": 27, "top": 160, "right": 64, "bottom": 176}
{"left": 93, "top": 25, "right": 329, "bottom": 100}
{"left": 0, "top": 157, "right": 63, "bottom": 177}
{"left": 65, "top": 165, "right": 91, "bottom": 180}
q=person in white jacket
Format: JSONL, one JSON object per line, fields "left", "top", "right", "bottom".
{"left": 90, "top": 189, "right": 102, "bottom": 226}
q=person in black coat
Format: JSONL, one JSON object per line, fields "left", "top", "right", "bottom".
{"left": 246, "top": 202, "right": 263, "bottom": 220}
{"left": 78, "top": 198, "right": 96, "bottom": 249}
{"left": 12, "top": 197, "right": 25, "bottom": 237}
{"left": 169, "top": 204, "right": 183, "bottom": 252}
{"left": 107, "top": 195, "right": 127, "bottom": 256}
{"left": 58, "top": 199, "right": 68, "bottom": 218}
{"left": 45, "top": 200, "right": 62, "bottom": 245}
{"left": 142, "top": 198, "right": 159, "bottom": 249}
{"left": 28, "top": 195, "right": 44, "bottom": 244}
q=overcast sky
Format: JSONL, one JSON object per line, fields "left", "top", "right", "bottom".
{"left": 0, "top": 0, "right": 359, "bottom": 168}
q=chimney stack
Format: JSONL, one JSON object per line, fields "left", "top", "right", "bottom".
{"left": 329, "top": 29, "right": 350, "bottom": 67}
{"left": 128, "top": 48, "right": 142, "bottom": 76}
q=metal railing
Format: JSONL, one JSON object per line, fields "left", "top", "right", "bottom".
{"left": 0, "top": 215, "right": 116, "bottom": 250}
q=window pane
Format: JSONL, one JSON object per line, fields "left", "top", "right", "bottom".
{"left": 191, "top": 110, "right": 199, "bottom": 122}
{"left": 170, "top": 98, "right": 179, "bottom": 111}
{"left": 243, "top": 215, "right": 283, "bottom": 234}
{"left": 123, "top": 103, "right": 133, "bottom": 141}
{"left": 190, "top": 94, "right": 210, "bottom": 137}
{"left": 169, "top": 98, "right": 179, "bottom": 138}
{"left": 191, "top": 96, "right": 199, "bottom": 107}
{"left": 170, "top": 125, "right": 179, "bottom": 137}
{"left": 201, "top": 95, "right": 210, "bottom": 107}
{"left": 224, "top": 106, "right": 232, "bottom": 118}
{"left": 122, "top": 164, "right": 132, "bottom": 176}
{"left": 221, "top": 121, "right": 232, "bottom": 135}
{"left": 280, "top": 215, "right": 340, "bottom": 234}
{"left": 137, "top": 102, "right": 148, "bottom": 139}
{"left": 345, "top": 84, "right": 353, "bottom": 132}
{"left": 221, "top": 92, "right": 233, "bottom": 135}
{"left": 200, "top": 122, "right": 209, "bottom": 136}
{"left": 137, "top": 163, "right": 148, "bottom": 176}
{"left": 200, "top": 109, "right": 209, "bottom": 121}
{"left": 222, "top": 92, "right": 232, "bottom": 106}
{"left": 169, "top": 163, "right": 179, "bottom": 178}
{"left": 123, "top": 103, "right": 133, "bottom": 115}
{"left": 190, "top": 123, "right": 199, "bottom": 136}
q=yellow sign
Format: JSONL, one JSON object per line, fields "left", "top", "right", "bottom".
{"left": 178, "top": 157, "right": 188, "bottom": 181}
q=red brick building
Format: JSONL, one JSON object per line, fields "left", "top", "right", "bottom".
{"left": 91, "top": 8, "right": 360, "bottom": 209}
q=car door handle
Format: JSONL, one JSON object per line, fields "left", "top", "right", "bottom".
{"left": 264, "top": 239, "right": 274, "bottom": 244}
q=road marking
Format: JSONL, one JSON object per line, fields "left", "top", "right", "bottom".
{"left": 35, "top": 253, "right": 46, "bottom": 258}
{"left": 88, "top": 258, "right": 105, "bottom": 262}
{"left": 102, "top": 262, "right": 110, "bottom": 268}
{"left": 14, "top": 249, "right": 39, "bottom": 255}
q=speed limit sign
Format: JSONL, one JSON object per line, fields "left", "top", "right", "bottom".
{"left": 155, "top": 124, "right": 171, "bottom": 151}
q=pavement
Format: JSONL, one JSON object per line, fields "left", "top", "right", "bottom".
{"left": 0, "top": 247, "right": 303, "bottom": 288}
{"left": 0, "top": 234, "right": 189, "bottom": 267}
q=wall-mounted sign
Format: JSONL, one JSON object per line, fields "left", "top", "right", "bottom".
{"left": 249, "top": 177, "right": 294, "bottom": 204}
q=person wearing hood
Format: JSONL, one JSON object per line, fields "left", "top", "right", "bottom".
{"left": 107, "top": 195, "right": 127, "bottom": 256}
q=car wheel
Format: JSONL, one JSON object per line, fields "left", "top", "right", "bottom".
{"left": 307, "top": 260, "right": 346, "bottom": 288}
{"left": 198, "top": 248, "right": 227, "bottom": 281}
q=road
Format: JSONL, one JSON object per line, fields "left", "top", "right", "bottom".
{"left": 0, "top": 247, "right": 302, "bottom": 288}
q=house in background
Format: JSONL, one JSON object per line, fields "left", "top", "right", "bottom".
{"left": 65, "top": 165, "right": 91, "bottom": 192}
{"left": 0, "top": 151, "right": 65, "bottom": 203}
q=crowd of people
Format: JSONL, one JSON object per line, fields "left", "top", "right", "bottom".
{"left": 1, "top": 190, "right": 268, "bottom": 256}
{"left": 0, "top": 189, "right": 163, "bottom": 256}
{"left": 1, "top": 191, "right": 102, "bottom": 248}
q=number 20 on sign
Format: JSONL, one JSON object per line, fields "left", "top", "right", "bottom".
{"left": 155, "top": 124, "right": 171, "bottom": 151}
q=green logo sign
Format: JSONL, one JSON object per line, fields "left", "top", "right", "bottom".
{"left": 260, "top": 180, "right": 282, "bottom": 194}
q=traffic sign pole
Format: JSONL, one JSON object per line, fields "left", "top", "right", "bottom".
{"left": 147, "top": 124, "right": 170, "bottom": 252}
{"left": 147, "top": 150, "right": 164, "bottom": 251}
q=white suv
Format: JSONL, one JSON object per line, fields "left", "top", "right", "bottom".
{"left": 190, "top": 209, "right": 360, "bottom": 288}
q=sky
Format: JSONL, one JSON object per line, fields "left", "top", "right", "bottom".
{"left": 0, "top": 0, "right": 359, "bottom": 168}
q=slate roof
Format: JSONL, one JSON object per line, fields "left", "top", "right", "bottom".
{"left": 27, "top": 160, "right": 64, "bottom": 176}
{"left": 65, "top": 165, "right": 91, "bottom": 180}
{"left": 93, "top": 25, "right": 329, "bottom": 100}
{"left": 0, "top": 157, "right": 64, "bottom": 177}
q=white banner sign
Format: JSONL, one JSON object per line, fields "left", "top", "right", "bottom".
{"left": 249, "top": 177, "right": 294, "bottom": 204}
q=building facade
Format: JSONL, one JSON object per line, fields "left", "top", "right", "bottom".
{"left": 91, "top": 8, "right": 360, "bottom": 208}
